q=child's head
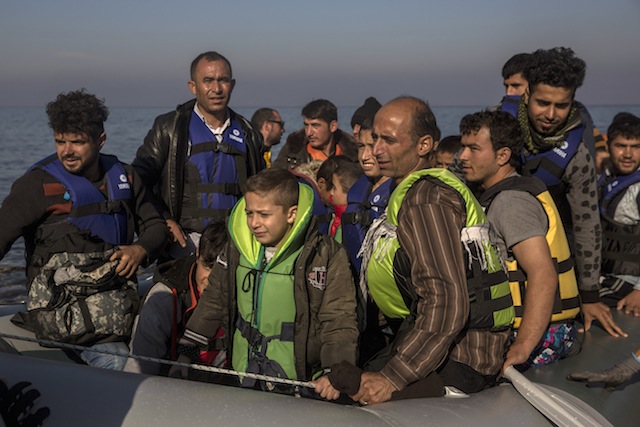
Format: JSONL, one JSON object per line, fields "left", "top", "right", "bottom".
{"left": 331, "top": 163, "right": 363, "bottom": 207}
{"left": 244, "top": 169, "right": 299, "bottom": 248}
{"left": 434, "top": 135, "right": 461, "bottom": 169}
{"left": 195, "top": 221, "right": 228, "bottom": 293}
{"left": 316, "top": 156, "right": 362, "bottom": 207}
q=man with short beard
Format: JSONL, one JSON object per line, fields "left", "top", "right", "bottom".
{"left": 273, "top": 99, "right": 357, "bottom": 170}
{"left": 500, "top": 47, "right": 625, "bottom": 337}
{"left": 596, "top": 112, "right": 640, "bottom": 315}
{"left": 250, "top": 107, "right": 285, "bottom": 168}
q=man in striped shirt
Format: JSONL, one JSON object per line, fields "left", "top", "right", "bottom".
{"left": 352, "top": 97, "right": 509, "bottom": 404}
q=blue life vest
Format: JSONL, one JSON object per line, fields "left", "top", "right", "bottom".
{"left": 342, "top": 175, "right": 392, "bottom": 273}
{"left": 598, "top": 169, "right": 640, "bottom": 215}
{"left": 310, "top": 192, "right": 332, "bottom": 236}
{"left": 181, "top": 113, "right": 248, "bottom": 230}
{"left": 501, "top": 95, "right": 584, "bottom": 188}
{"left": 598, "top": 168, "right": 640, "bottom": 276}
{"left": 38, "top": 154, "right": 131, "bottom": 246}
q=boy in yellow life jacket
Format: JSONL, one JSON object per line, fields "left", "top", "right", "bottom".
{"left": 176, "top": 168, "right": 358, "bottom": 400}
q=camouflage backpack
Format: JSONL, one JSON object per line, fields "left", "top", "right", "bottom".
{"left": 26, "top": 249, "right": 140, "bottom": 346}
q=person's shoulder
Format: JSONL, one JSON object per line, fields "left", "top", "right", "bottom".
{"left": 492, "top": 189, "right": 539, "bottom": 211}
{"left": 335, "top": 128, "right": 356, "bottom": 144}
{"left": 335, "top": 129, "right": 357, "bottom": 158}
{"left": 406, "top": 175, "right": 463, "bottom": 206}
{"left": 305, "top": 228, "right": 345, "bottom": 257}
{"left": 565, "top": 140, "right": 594, "bottom": 177}
{"left": 281, "top": 129, "right": 307, "bottom": 150}
{"left": 152, "top": 99, "right": 195, "bottom": 123}
{"left": 230, "top": 108, "right": 262, "bottom": 140}
{"left": 572, "top": 100, "right": 593, "bottom": 123}
{"left": 112, "top": 158, "right": 134, "bottom": 173}
{"left": 20, "top": 162, "right": 57, "bottom": 183}
{"left": 229, "top": 108, "right": 251, "bottom": 127}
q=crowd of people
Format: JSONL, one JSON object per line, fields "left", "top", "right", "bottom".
{"left": 0, "top": 46, "right": 639, "bottom": 404}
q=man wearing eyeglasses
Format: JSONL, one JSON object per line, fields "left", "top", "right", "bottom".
{"left": 273, "top": 99, "right": 357, "bottom": 170}
{"left": 251, "top": 108, "right": 286, "bottom": 168}
{"left": 133, "top": 51, "right": 265, "bottom": 261}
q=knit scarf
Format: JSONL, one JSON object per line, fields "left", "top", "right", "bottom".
{"left": 517, "top": 98, "right": 582, "bottom": 154}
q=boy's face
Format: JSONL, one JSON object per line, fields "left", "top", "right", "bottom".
{"left": 316, "top": 177, "right": 332, "bottom": 206}
{"left": 194, "top": 256, "right": 213, "bottom": 294}
{"left": 245, "top": 191, "right": 297, "bottom": 248}
{"left": 434, "top": 151, "right": 455, "bottom": 169}
{"left": 330, "top": 173, "right": 348, "bottom": 206}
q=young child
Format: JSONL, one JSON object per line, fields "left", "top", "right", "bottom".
{"left": 434, "top": 135, "right": 461, "bottom": 169}
{"left": 177, "top": 168, "right": 359, "bottom": 400}
{"left": 125, "top": 222, "right": 228, "bottom": 375}
{"left": 290, "top": 160, "right": 333, "bottom": 236}
{"left": 316, "top": 155, "right": 363, "bottom": 241}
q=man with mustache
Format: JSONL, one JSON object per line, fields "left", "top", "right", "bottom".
{"left": 0, "top": 89, "right": 168, "bottom": 369}
{"left": 273, "top": 99, "right": 357, "bottom": 170}
{"left": 500, "top": 47, "right": 624, "bottom": 337}
{"left": 133, "top": 51, "right": 264, "bottom": 260}
{"left": 352, "top": 97, "right": 512, "bottom": 404}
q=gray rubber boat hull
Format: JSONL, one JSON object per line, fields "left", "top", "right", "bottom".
{"left": 1, "top": 306, "right": 638, "bottom": 426}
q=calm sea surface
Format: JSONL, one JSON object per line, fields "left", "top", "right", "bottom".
{"left": 1, "top": 103, "right": 639, "bottom": 303}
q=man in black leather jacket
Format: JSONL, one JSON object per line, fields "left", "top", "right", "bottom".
{"left": 133, "top": 51, "right": 264, "bottom": 259}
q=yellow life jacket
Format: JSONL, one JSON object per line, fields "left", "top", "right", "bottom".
{"left": 480, "top": 176, "right": 580, "bottom": 328}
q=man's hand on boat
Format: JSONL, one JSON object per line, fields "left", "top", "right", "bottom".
{"left": 311, "top": 376, "right": 340, "bottom": 401}
{"left": 110, "top": 244, "right": 148, "bottom": 279}
{"left": 580, "top": 302, "right": 628, "bottom": 338}
{"left": 568, "top": 353, "right": 640, "bottom": 388}
{"left": 350, "top": 372, "right": 398, "bottom": 405}
{"left": 502, "top": 341, "right": 534, "bottom": 374}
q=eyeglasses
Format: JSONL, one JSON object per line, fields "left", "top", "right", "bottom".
{"left": 269, "top": 120, "right": 285, "bottom": 127}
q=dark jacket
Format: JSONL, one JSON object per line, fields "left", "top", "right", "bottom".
{"left": 132, "top": 99, "right": 265, "bottom": 226}
{"left": 183, "top": 221, "right": 359, "bottom": 381}
{"left": 0, "top": 160, "right": 168, "bottom": 281}
{"left": 272, "top": 128, "right": 358, "bottom": 170}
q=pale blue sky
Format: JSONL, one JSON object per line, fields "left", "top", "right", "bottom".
{"left": 1, "top": 0, "right": 639, "bottom": 107}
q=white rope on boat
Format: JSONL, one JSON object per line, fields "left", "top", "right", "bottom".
{"left": 0, "top": 331, "right": 315, "bottom": 389}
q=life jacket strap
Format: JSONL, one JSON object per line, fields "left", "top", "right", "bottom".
{"left": 189, "top": 141, "right": 245, "bottom": 157}
{"left": 603, "top": 250, "right": 640, "bottom": 265}
{"left": 604, "top": 230, "right": 640, "bottom": 244}
{"left": 521, "top": 156, "right": 565, "bottom": 182}
{"left": 70, "top": 200, "right": 126, "bottom": 217}
{"left": 236, "top": 315, "right": 295, "bottom": 386}
{"left": 180, "top": 206, "right": 233, "bottom": 219}
{"left": 341, "top": 210, "right": 373, "bottom": 227}
{"left": 509, "top": 257, "right": 574, "bottom": 283}
{"left": 235, "top": 315, "right": 295, "bottom": 350}
{"left": 515, "top": 289, "right": 580, "bottom": 318}
{"left": 185, "top": 182, "right": 242, "bottom": 196}
{"left": 315, "top": 212, "right": 333, "bottom": 224}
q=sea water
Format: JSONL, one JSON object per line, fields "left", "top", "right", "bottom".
{"left": 1, "top": 104, "right": 639, "bottom": 303}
